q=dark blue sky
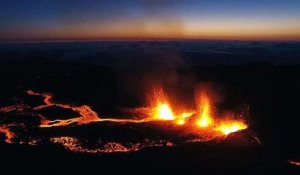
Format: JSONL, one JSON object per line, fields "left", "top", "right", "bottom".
{"left": 1, "top": 0, "right": 300, "bottom": 41}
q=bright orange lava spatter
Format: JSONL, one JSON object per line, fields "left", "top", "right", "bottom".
{"left": 0, "top": 87, "right": 249, "bottom": 153}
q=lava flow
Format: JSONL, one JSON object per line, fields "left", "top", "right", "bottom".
{"left": 0, "top": 86, "right": 251, "bottom": 154}
{"left": 50, "top": 136, "right": 173, "bottom": 154}
{"left": 27, "top": 90, "right": 101, "bottom": 127}
{"left": 26, "top": 88, "right": 248, "bottom": 137}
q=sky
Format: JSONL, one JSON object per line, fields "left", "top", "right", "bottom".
{"left": 0, "top": 0, "right": 300, "bottom": 41}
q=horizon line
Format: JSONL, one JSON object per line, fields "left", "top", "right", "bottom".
{"left": 1, "top": 37, "right": 300, "bottom": 44}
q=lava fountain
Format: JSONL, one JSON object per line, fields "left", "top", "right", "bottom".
{"left": 195, "top": 91, "right": 214, "bottom": 128}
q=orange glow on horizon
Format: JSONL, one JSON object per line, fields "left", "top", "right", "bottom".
{"left": 2, "top": 19, "right": 300, "bottom": 41}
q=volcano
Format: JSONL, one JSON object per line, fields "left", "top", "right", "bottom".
{"left": 0, "top": 41, "right": 300, "bottom": 175}
{"left": 0, "top": 86, "right": 250, "bottom": 153}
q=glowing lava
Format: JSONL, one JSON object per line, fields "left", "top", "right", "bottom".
{"left": 27, "top": 90, "right": 153, "bottom": 127}
{"left": 148, "top": 87, "right": 194, "bottom": 124}
{"left": 153, "top": 103, "right": 175, "bottom": 121}
{"left": 215, "top": 121, "right": 248, "bottom": 135}
{"left": 27, "top": 90, "right": 101, "bottom": 127}
{"left": 27, "top": 88, "right": 249, "bottom": 137}
{"left": 196, "top": 92, "right": 214, "bottom": 128}
{"left": 0, "top": 87, "right": 250, "bottom": 154}
{"left": 50, "top": 136, "right": 173, "bottom": 154}
{"left": 176, "top": 112, "right": 194, "bottom": 125}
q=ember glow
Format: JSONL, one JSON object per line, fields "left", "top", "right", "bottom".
{"left": 0, "top": 126, "right": 15, "bottom": 144}
{"left": 0, "top": 87, "right": 250, "bottom": 154}
{"left": 288, "top": 160, "right": 300, "bottom": 167}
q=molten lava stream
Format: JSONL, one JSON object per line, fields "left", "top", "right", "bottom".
{"left": 27, "top": 90, "right": 159, "bottom": 127}
{"left": 27, "top": 90, "right": 101, "bottom": 127}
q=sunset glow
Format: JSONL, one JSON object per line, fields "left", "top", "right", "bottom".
{"left": 1, "top": 0, "right": 300, "bottom": 41}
